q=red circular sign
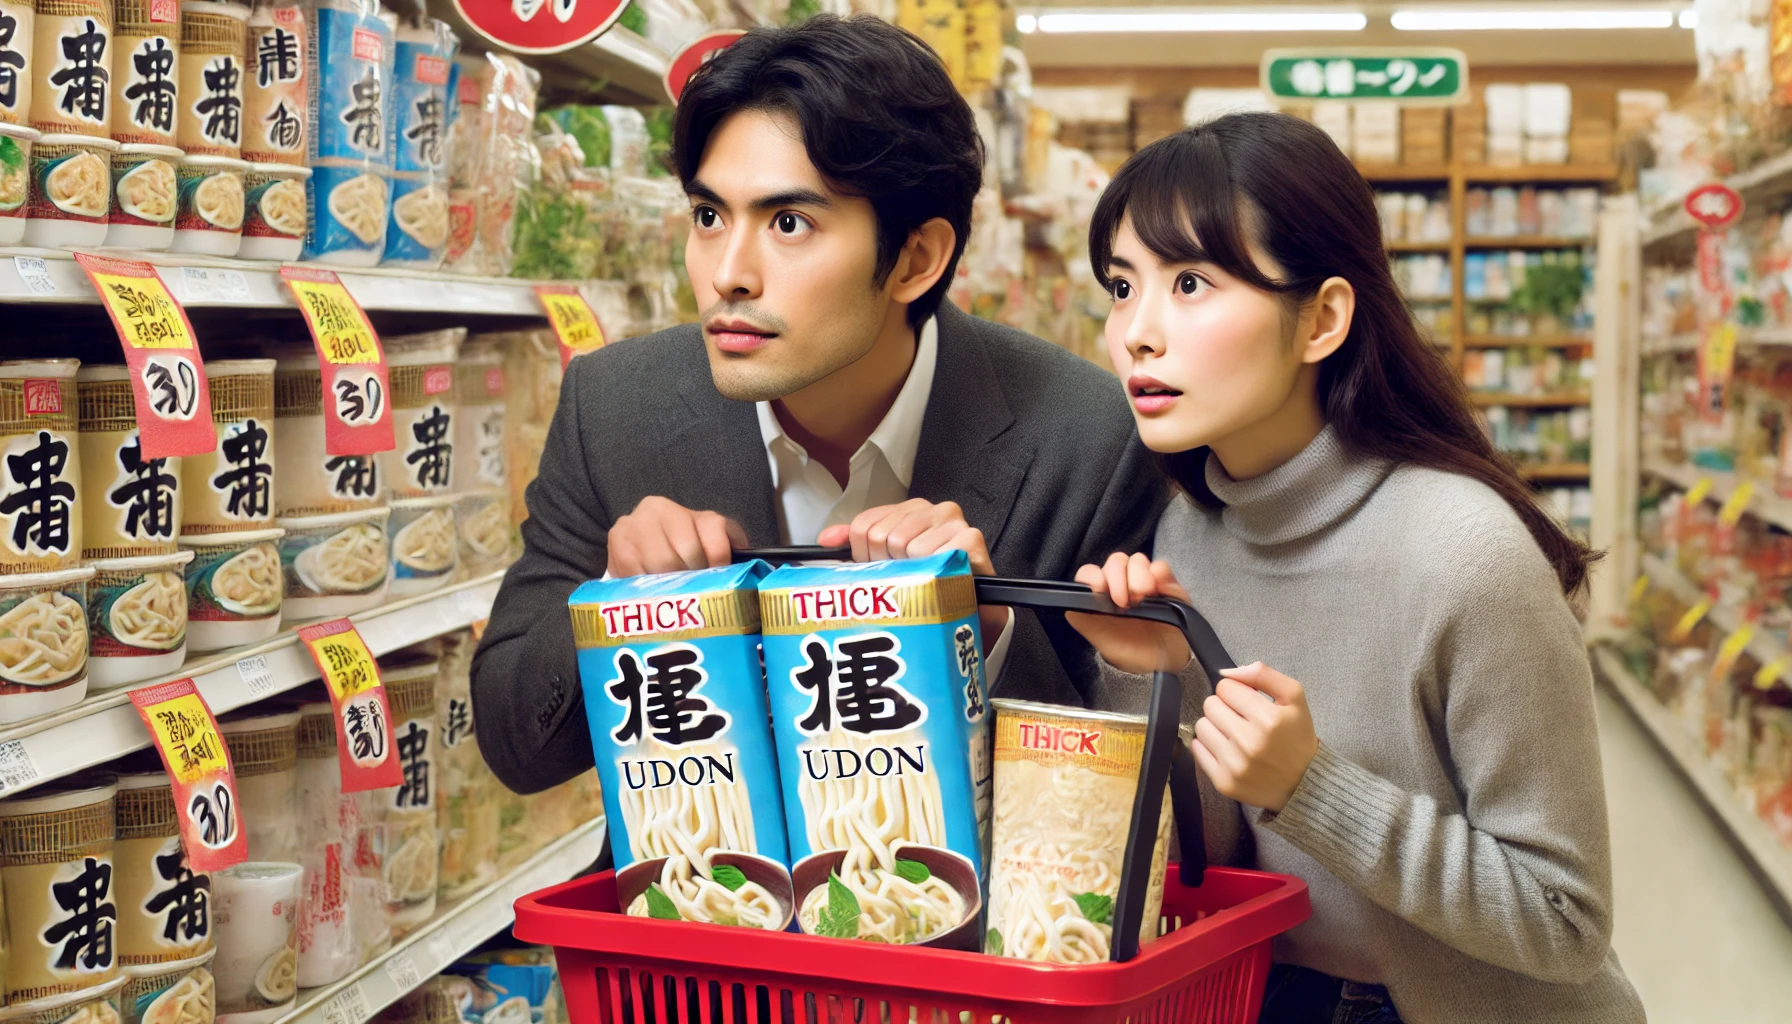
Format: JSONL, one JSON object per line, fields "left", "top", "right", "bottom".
{"left": 1685, "top": 183, "right": 1744, "bottom": 229}
{"left": 451, "top": 0, "right": 627, "bottom": 55}
{"left": 665, "top": 30, "right": 747, "bottom": 103}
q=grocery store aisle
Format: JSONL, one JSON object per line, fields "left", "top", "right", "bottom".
{"left": 1596, "top": 687, "right": 1792, "bottom": 1023}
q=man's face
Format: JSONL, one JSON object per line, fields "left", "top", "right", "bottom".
{"left": 684, "top": 109, "right": 892, "bottom": 402}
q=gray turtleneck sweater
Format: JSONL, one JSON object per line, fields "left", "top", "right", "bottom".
{"left": 1092, "top": 427, "right": 1644, "bottom": 1024}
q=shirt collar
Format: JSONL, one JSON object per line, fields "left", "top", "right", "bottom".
{"left": 755, "top": 317, "right": 938, "bottom": 488}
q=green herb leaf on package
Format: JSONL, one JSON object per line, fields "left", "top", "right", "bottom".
{"left": 1073, "top": 892, "right": 1113, "bottom": 925}
{"left": 985, "top": 928, "right": 1003, "bottom": 956}
{"left": 710, "top": 864, "right": 748, "bottom": 891}
{"left": 893, "top": 859, "right": 931, "bottom": 884}
{"left": 815, "top": 872, "right": 861, "bottom": 939}
{"left": 0, "top": 138, "right": 21, "bottom": 177}
{"left": 645, "top": 883, "right": 681, "bottom": 920}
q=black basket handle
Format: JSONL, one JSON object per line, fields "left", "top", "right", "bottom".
{"left": 735, "top": 547, "right": 1237, "bottom": 963}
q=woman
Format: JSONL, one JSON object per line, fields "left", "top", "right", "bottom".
{"left": 1065, "top": 112, "right": 1644, "bottom": 1024}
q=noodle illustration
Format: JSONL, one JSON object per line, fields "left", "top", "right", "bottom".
{"left": 294, "top": 523, "right": 388, "bottom": 594}
{"left": 254, "top": 946, "right": 298, "bottom": 1002}
{"left": 259, "top": 179, "right": 307, "bottom": 235}
{"left": 393, "top": 184, "right": 448, "bottom": 248}
{"left": 211, "top": 544, "right": 282, "bottom": 616}
{"left": 329, "top": 173, "right": 388, "bottom": 244}
{"left": 2, "top": 155, "right": 30, "bottom": 210}
{"left": 65, "top": 1000, "right": 121, "bottom": 1024}
{"left": 394, "top": 508, "right": 455, "bottom": 573}
{"left": 142, "top": 969, "right": 215, "bottom": 1024}
{"left": 384, "top": 823, "right": 439, "bottom": 901}
{"left": 625, "top": 855, "right": 784, "bottom": 929}
{"left": 109, "top": 571, "right": 188, "bottom": 650}
{"left": 0, "top": 591, "right": 89, "bottom": 685}
{"left": 196, "top": 173, "right": 245, "bottom": 229}
{"left": 119, "top": 160, "right": 177, "bottom": 222}
{"left": 48, "top": 152, "right": 109, "bottom": 217}
{"left": 617, "top": 735, "right": 759, "bottom": 869}
{"left": 459, "top": 500, "right": 509, "bottom": 559}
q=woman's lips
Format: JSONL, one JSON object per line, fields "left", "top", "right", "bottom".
{"left": 1128, "top": 374, "right": 1182, "bottom": 415}
{"left": 1132, "top": 393, "right": 1179, "bottom": 414}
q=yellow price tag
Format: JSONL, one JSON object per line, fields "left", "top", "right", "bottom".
{"left": 1669, "top": 599, "right": 1712, "bottom": 643}
{"left": 90, "top": 272, "right": 194, "bottom": 349}
{"left": 1628, "top": 574, "right": 1651, "bottom": 606}
{"left": 1713, "top": 625, "right": 1756, "bottom": 677}
{"left": 300, "top": 622, "right": 381, "bottom": 701}
{"left": 1719, "top": 480, "right": 1756, "bottom": 526}
{"left": 1754, "top": 657, "right": 1787, "bottom": 691}
{"left": 1685, "top": 477, "right": 1714, "bottom": 506}
{"left": 143, "top": 692, "right": 230, "bottom": 785}
{"left": 536, "top": 286, "right": 606, "bottom": 367}
{"left": 1702, "top": 322, "right": 1738, "bottom": 382}
{"left": 285, "top": 276, "right": 381, "bottom": 365}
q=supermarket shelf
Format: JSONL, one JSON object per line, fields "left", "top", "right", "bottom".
{"left": 1522, "top": 463, "right": 1592, "bottom": 481}
{"left": 1463, "top": 236, "right": 1595, "bottom": 249}
{"left": 1642, "top": 457, "right": 1792, "bottom": 534}
{"left": 1638, "top": 552, "right": 1790, "bottom": 671}
{"left": 1470, "top": 392, "right": 1592, "bottom": 407}
{"left": 0, "top": 572, "right": 502, "bottom": 798}
{"left": 281, "top": 818, "right": 608, "bottom": 1024}
{"left": 1357, "top": 164, "right": 1453, "bottom": 182}
{"left": 1461, "top": 164, "right": 1618, "bottom": 183}
{"left": 1643, "top": 148, "right": 1792, "bottom": 247}
{"left": 1386, "top": 240, "right": 1453, "bottom": 253}
{"left": 1591, "top": 645, "right": 1792, "bottom": 918}
{"left": 1463, "top": 334, "right": 1592, "bottom": 348}
{"left": 0, "top": 247, "right": 557, "bottom": 315}
{"left": 1641, "top": 325, "right": 1792, "bottom": 355}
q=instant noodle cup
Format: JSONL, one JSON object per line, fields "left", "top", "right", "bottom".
{"left": 451, "top": 338, "right": 505, "bottom": 496}
{"left": 275, "top": 506, "right": 389, "bottom": 621}
{"left": 242, "top": 1, "right": 307, "bottom": 166}
{"left": 434, "top": 631, "right": 496, "bottom": 901}
{"left": 29, "top": 0, "right": 111, "bottom": 138}
{"left": 386, "top": 495, "right": 454, "bottom": 597}
{"left": 378, "top": 657, "right": 438, "bottom": 935}
{"left": 119, "top": 951, "right": 214, "bottom": 1024}
{"left": 452, "top": 490, "right": 507, "bottom": 578}
{"left": 0, "top": 976, "right": 126, "bottom": 1024}
{"left": 170, "top": 154, "right": 245, "bottom": 256}
{"left": 381, "top": 172, "right": 445, "bottom": 268}
{"left": 292, "top": 703, "right": 358, "bottom": 987}
{"left": 109, "top": 0, "right": 179, "bottom": 148}
{"left": 104, "top": 144, "right": 182, "bottom": 250}
{"left": 272, "top": 346, "right": 380, "bottom": 517}
{"left": 209, "top": 862, "right": 300, "bottom": 1024}
{"left": 85, "top": 551, "right": 194, "bottom": 689}
{"left": 1, "top": 360, "right": 83, "bottom": 574}
{"left": 218, "top": 712, "right": 300, "bottom": 863}
{"left": 179, "top": 529, "right": 284, "bottom": 651}
{"left": 302, "top": 160, "right": 387, "bottom": 267}
{"left": 236, "top": 164, "right": 307, "bottom": 261}
{"left": 114, "top": 770, "right": 213, "bottom": 966}
{"left": 983, "top": 699, "right": 1181, "bottom": 964}
{"left": 0, "top": 774, "right": 120, "bottom": 1001}
{"left": 380, "top": 330, "right": 461, "bottom": 500}
{"left": 0, "top": 0, "right": 33, "bottom": 128}
{"left": 759, "top": 551, "right": 992, "bottom": 949}
{"left": 0, "top": 566, "right": 92, "bottom": 725}
{"left": 305, "top": 0, "right": 391, "bottom": 167}
{"left": 179, "top": 360, "right": 275, "bottom": 537}
{"left": 176, "top": 2, "right": 247, "bottom": 159}
{"left": 569, "top": 561, "right": 795, "bottom": 931}
{"left": 77, "top": 366, "right": 182, "bottom": 561}
{"left": 23, "top": 133, "right": 115, "bottom": 248}
{"left": 0, "top": 123, "right": 39, "bottom": 244}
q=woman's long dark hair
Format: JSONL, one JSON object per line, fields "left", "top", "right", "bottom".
{"left": 1089, "top": 111, "right": 1597, "bottom": 596}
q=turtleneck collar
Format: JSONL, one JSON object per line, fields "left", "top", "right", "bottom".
{"left": 1202, "top": 425, "right": 1394, "bottom": 547}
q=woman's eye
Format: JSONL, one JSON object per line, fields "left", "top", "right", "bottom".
{"left": 693, "top": 206, "right": 720, "bottom": 230}
{"left": 774, "top": 212, "right": 811, "bottom": 237}
{"left": 1177, "top": 273, "right": 1204, "bottom": 296}
{"left": 1110, "top": 280, "right": 1132, "bottom": 300}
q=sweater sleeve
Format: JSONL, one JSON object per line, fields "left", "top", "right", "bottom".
{"left": 1258, "top": 528, "right": 1616, "bottom": 985}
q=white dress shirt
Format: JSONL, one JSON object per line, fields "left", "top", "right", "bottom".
{"left": 756, "top": 317, "right": 1014, "bottom": 678}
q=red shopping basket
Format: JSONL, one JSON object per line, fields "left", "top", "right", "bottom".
{"left": 514, "top": 864, "right": 1309, "bottom": 1023}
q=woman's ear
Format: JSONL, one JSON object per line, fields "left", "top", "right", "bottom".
{"left": 889, "top": 218, "right": 958, "bottom": 305}
{"left": 1300, "top": 276, "right": 1355, "bottom": 364}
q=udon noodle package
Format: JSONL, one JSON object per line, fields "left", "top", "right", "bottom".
{"left": 441, "top": 52, "right": 535, "bottom": 277}
{"left": 0, "top": 566, "right": 93, "bottom": 724}
{"left": 77, "top": 366, "right": 181, "bottom": 561}
{"left": 984, "top": 700, "right": 1178, "bottom": 964}
{"left": 376, "top": 655, "right": 439, "bottom": 935}
{"left": 109, "top": 0, "right": 178, "bottom": 148}
{"left": 387, "top": 496, "right": 456, "bottom": 597}
{"left": 272, "top": 347, "right": 380, "bottom": 518}
{"left": 302, "top": 0, "right": 394, "bottom": 266}
{"left": 276, "top": 506, "right": 390, "bottom": 620}
{"left": 179, "top": 360, "right": 275, "bottom": 537}
{"left": 113, "top": 767, "right": 214, "bottom": 966}
{"left": 381, "top": 19, "right": 455, "bottom": 269}
{"left": 434, "top": 631, "right": 496, "bottom": 901}
{"left": 569, "top": 561, "right": 794, "bottom": 930}
{"left": 118, "top": 949, "right": 215, "bottom": 1024}
{"left": 451, "top": 338, "right": 509, "bottom": 576}
{"left": 1, "top": 360, "right": 83, "bottom": 575}
{"left": 243, "top": 1, "right": 308, "bottom": 166}
{"left": 210, "top": 861, "right": 300, "bottom": 1024}
{"left": 759, "top": 552, "right": 991, "bottom": 948}
{"left": 29, "top": 0, "right": 111, "bottom": 138}
{"left": 0, "top": 774, "right": 120, "bottom": 1002}
{"left": 293, "top": 701, "right": 361, "bottom": 987}
{"left": 380, "top": 330, "right": 461, "bottom": 500}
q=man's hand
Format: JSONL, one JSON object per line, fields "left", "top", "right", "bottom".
{"left": 607, "top": 496, "right": 748, "bottom": 578}
{"left": 819, "top": 500, "right": 1006, "bottom": 645}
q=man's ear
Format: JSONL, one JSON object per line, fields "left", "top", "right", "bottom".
{"left": 888, "top": 218, "right": 958, "bottom": 305}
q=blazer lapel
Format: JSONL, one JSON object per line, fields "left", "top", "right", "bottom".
{"left": 644, "top": 357, "right": 781, "bottom": 545}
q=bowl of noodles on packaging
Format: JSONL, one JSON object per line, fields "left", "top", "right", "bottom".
{"left": 0, "top": 975, "right": 126, "bottom": 1024}
{"left": 616, "top": 851, "right": 796, "bottom": 932}
{"left": 276, "top": 506, "right": 391, "bottom": 620}
{"left": 0, "top": 566, "right": 96, "bottom": 725}
{"left": 791, "top": 843, "right": 981, "bottom": 949}
{"left": 120, "top": 950, "right": 215, "bottom": 1024}
{"left": 0, "top": 123, "right": 40, "bottom": 245}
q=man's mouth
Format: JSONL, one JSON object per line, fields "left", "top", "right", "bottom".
{"left": 707, "top": 318, "right": 778, "bottom": 354}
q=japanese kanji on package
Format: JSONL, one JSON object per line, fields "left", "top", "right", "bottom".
{"left": 568, "top": 561, "right": 794, "bottom": 930}
{"left": 758, "top": 551, "right": 991, "bottom": 949}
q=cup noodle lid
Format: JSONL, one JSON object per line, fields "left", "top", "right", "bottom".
{"left": 0, "top": 770, "right": 119, "bottom": 817}
{"left": 248, "top": 163, "right": 312, "bottom": 180}
{"left": 0, "top": 359, "right": 81, "bottom": 380}
{"left": 0, "top": 123, "right": 42, "bottom": 144}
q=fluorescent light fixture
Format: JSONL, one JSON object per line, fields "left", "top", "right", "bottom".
{"left": 1679, "top": 8, "right": 1697, "bottom": 28}
{"left": 1390, "top": 9, "right": 1677, "bottom": 30}
{"left": 1032, "top": 10, "right": 1368, "bottom": 33}
{"left": 1017, "top": 13, "right": 1038, "bottom": 33}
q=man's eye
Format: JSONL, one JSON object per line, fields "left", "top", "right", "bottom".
{"left": 694, "top": 207, "right": 720, "bottom": 229}
{"left": 774, "top": 212, "right": 811, "bottom": 237}
{"left": 1177, "top": 273, "right": 1204, "bottom": 296}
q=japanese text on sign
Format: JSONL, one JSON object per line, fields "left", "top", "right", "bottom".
{"left": 535, "top": 285, "right": 606, "bottom": 368}
{"left": 128, "top": 678, "right": 248, "bottom": 871}
{"left": 1262, "top": 49, "right": 1467, "bottom": 103}
{"left": 297, "top": 618, "right": 403, "bottom": 792}
{"left": 147, "top": 693, "right": 229, "bottom": 783}
{"left": 281, "top": 267, "right": 393, "bottom": 457}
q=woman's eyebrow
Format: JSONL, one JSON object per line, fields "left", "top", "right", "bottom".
{"left": 1107, "top": 256, "right": 1136, "bottom": 271}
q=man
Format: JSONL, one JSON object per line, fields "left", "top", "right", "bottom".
{"left": 472, "top": 14, "right": 1166, "bottom": 795}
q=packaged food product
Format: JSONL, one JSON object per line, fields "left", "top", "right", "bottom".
{"left": 237, "top": 163, "right": 308, "bottom": 260}
{"left": 210, "top": 862, "right": 300, "bottom": 1024}
{"left": 105, "top": 143, "right": 182, "bottom": 250}
{"left": 293, "top": 702, "right": 359, "bottom": 987}
{"left": 109, "top": 0, "right": 179, "bottom": 148}
{"left": 452, "top": 336, "right": 509, "bottom": 576}
{"left": 179, "top": 359, "right": 275, "bottom": 537}
{"left": 180, "top": 529, "right": 284, "bottom": 651}
{"left": 439, "top": 959, "right": 554, "bottom": 1024}
{"left": 219, "top": 711, "right": 301, "bottom": 861}
{"left": 0, "top": 0, "right": 33, "bottom": 127}
{"left": 29, "top": 0, "right": 111, "bottom": 138}
{"left": 113, "top": 768, "right": 214, "bottom": 966}
{"left": 382, "top": 172, "right": 446, "bottom": 267}
{"left": 302, "top": 159, "right": 387, "bottom": 265}
{"left": 0, "top": 774, "right": 120, "bottom": 1001}
{"left": 85, "top": 551, "right": 193, "bottom": 689}
{"left": 386, "top": 495, "right": 455, "bottom": 597}
{"left": 372, "top": 975, "right": 460, "bottom": 1024}
{"left": 570, "top": 561, "right": 793, "bottom": 929}
{"left": 301, "top": 0, "right": 392, "bottom": 266}
{"left": 0, "top": 124, "right": 42, "bottom": 244}
{"left": 23, "top": 133, "right": 116, "bottom": 248}
{"left": 176, "top": 2, "right": 247, "bottom": 159}
{"left": 441, "top": 51, "right": 535, "bottom": 277}
{"left": 0, "top": 566, "right": 92, "bottom": 724}
{"left": 379, "top": 330, "right": 461, "bottom": 500}
{"left": 77, "top": 366, "right": 181, "bottom": 561}
{"left": 380, "top": 18, "right": 454, "bottom": 269}
{"left": 1, "top": 360, "right": 82, "bottom": 574}
{"left": 0, "top": 977, "right": 126, "bottom": 1024}
{"left": 758, "top": 551, "right": 991, "bottom": 948}
{"left": 170, "top": 154, "right": 246, "bottom": 256}
{"left": 272, "top": 348, "right": 381, "bottom": 517}
{"left": 434, "top": 631, "right": 496, "bottom": 901}
{"left": 378, "top": 656, "right": 438, "bottom": 934}
{"left": 118, "top": 949, "right": 214, "bottom": 1024}
{"left": 242, "top": 1, "right": 307, "bottom": 166}
{"left": 276, "top": 506, "right": 390, "bottom": 621}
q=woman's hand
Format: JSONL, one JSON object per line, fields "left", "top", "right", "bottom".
{"left": 1191, "top": 662, "right": 1319, "bottom": 813}
{"left": 1065, "top": 553, "right": 1194, "bottom": 673}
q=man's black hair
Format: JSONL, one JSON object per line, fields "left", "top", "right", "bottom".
{"left": 671, "top": 14, "right": 985, "bottom": 328}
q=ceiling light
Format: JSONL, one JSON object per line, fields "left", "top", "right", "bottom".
{"left": 1390, "top": 9, "right": 1678, "bottom": 30}
{"left": 1017, "top": 13, "right": 1038, "bottom": 33}
{"left": 1679, "top": 9, "right": 1697, "bottom": 28}
{"left": 1032, "top": 10, "right": 1368, "bottom": 33}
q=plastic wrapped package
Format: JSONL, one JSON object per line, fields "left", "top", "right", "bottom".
{"left": 496, "top": 328, "right": 561, "bottom": 531}
{"left": 452, "top": 339, "right": 514, "bottom": 576}
{"left": 375, "top": 648, "right": 440, "bottom": 935}
{"left": 383, "top": 18, "right": 458, "bottom": 268}
{"left": 435, "top": 631, "right": 498, "bottom": 901}
{"left": 302, "top": 0, "right": 396, "bottom": 266}
{"left": 220, "top": 711, "right": 302, "bottom": 862}
{"left": 510, "top": 119, "right": 608, "bottom": 282}
{"left": 294, "top": 701, "right": 362, "bottom": 987}
{"left": 443, "top": 52, "right": 538, "bottom": 277}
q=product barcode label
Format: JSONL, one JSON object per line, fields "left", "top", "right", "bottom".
{"left": 425, "top": 933, "right": 456, "bottom": 970}
{"left": 179, "top": 267, "right": 255, "bottom": 304}
{"left": 322, "top": 984, "right": 371, "bottom": 1024}
{"left": 0, "top": 741, "right": 38, "bottom": 794}
{"left": 13, "top": 257, "right": 57, "bottom": 296}
{"left": 237, "top": 654, "right": 278, "bottom": 699}
{"left": 384, "top": 953, "right": 421, "bottom": 991}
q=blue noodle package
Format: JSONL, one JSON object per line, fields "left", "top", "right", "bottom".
{"left": 759, "top": 552, "right": 992, "bottom": 947}
{"left": 302, "top": 0, "right": 394, "bottom": 265}
{"left": 304, "top": 161, "right": 388, "bottom": 263}
{"left": 389, "top": 20, "right": 457, "bottom": 176}
{"left": 569, "top": 562, "right": 795, "bottom": 930}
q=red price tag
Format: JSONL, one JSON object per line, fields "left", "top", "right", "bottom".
{"left": 74, "top": 254, "right": 218, "bottom": 461}
{"left": 297, "top": 618, "right": 403, "bottom": 792}
{"left": 128, "top": 679, "right": 249, "bottom": 872}
{"left": 1685, "top": 183, "right": 1744, "bottom": 229}
{"left": 666, "top": 30, "right": 746, "bottom": 103}
{"left": 535, "top": 284, "right": 607, "bottom": 369}
{"left": 280, "top": 267, "right": 395, "bottom": 457}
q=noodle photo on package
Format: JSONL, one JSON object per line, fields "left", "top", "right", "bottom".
{"left": 210, "top": 544, "right": 282, "bottom": 615}
{"left": 329, "top": 173, "right": 389, "bottom": 244}
{"left": 48, "top": 152, "right": 110, "bottom": 218}
{"left": 458, "top": 497, "right": 509, "bottom": 560}
{"left": 259, "top": 179, "right": 307, "bottom": 235}
{"left": 108, "top": 571, "right": 188, "bottom": 651}
{"left": 196, "top": 173, "right": 245, "bottom": 229}
{"left": 0, "top": 590, "right": 89, "bottom": 685}
{"left": 293, "top": 522, "right": 388, "bottom": 595}
{"left": 394, "top": 184, "right": 448, "bottom": 248}
{"left": 119, "top": 160, "right": 177, "bottom": 222}
{"left": 394, "top": 507, "right": 456, "bottom": 574}
{"left": 2, "top": 141, "right": 28, "bottom": 211}
{"left": 141, "top": 969, "right": 215, "bottom": 1024}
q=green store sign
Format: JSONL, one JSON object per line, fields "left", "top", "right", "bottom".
{"left": 1261, "top": 48, "right": 1468, "bottom": 104}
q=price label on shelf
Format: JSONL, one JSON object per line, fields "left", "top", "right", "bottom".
{"left": 1754, "top": 657, "right": 1786, "bottom": 691}
{"left": 322, "top": 984, "right": 371, "bottom": 1024}
{"left": 128, "top": 678, "right": 248, "bottom": 872}
{"left": 384, "top": 952, "right": 422, "bottom": 991}
{"left": 1698, "top": 323, "right": 1737, "bottom": 426}
{"left": 73, "top": 253, "right": 218, "bottom": 460}
{"left": 297, "top": 618, "right": 402, "bottom": 792}
{"left": 1669, "top": 598, "right": 1712, "bottom": 643}
{"left": 236, "top": 654, "right": 277, "bottom": 700}
{"left": 1685, "top": 477, "right": 1714, "bottom": 507}
{"left": 281, "top": 267, "right": 395, "bottom": 458}
{"left": 13, "top": 256, "right": 57, "bottom": 295}
{"left": 0, "top": 740, "right": 39, "bottom": 795}
{"left": 1713, "top": 626, "right": 1756, "bottom": 678}
{"left": 1719, "top": 480, "right": 1756, "bottom": 527}
{"left": 535, "top": 285, "right": 607, "bottom": 368}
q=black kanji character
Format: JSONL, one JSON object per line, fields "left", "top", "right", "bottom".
{"left": 405, "top": 94, "right": 443, "bottom": 167}
{"left": 110, "top": 436, "right": 177, "bottom": 541}
{"left": 197, "top": 56, "right": 241, "bottom": 143}
{"left": 0, "top": 11, "right": 24, "bottom": 110}
{"left": 212, "top": 419, "right": 271, "bottom": 518}
{"left": 256, "top": 27, "right": 300, "bottom": 87}
{"left": 404, "top": 405, "right": 451, "bottom": 489}
{"left": 343, "top": 69, "right": 382, "bottom": 151}
{"left": 607, "top": 646, "right": 727, "bottom": 746}
{"left": 394, "top": 720, "right": 429, "bottom": 809}
{"left": 794, "top": 638, "right": 835, "bottom": 733}
{"left": 43, "top": 856, "right": 115, "bottom": 970}
{"left": 124, "top": 36, "right": 176, "bottom": 133}
{"left": 143, "top": 848, "right": 208, "bottom": 942}
{"left": 795, "top": 634, "right": 920, "bottom": 736}
{"left": 442, "top": 697, "right": 472, "bottom": 747}
{"left": 344, "top": 701, "right": 387, "bottom": 761}
{"left": 265, "top": 100, "right": 302, "bottom": 150}
{"left": 0, "top": 431, "right": 75, "bottom": 555}
{"left": 324, "top": 454, "right": 379, "bottom": 499}
{"left": 49, "top": 19, "right": 108, "bottom": 123}
{"left": 143, "top": 360, "right": 198, "bottom": 418}
{"left": 954, "top": 624, "right": 985, "bottom": 720}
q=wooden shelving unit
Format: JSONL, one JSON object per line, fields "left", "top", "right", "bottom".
{"left": 1463, "top": 334, "right": 1592, "bottom": 348}
{"left": 1464, "top": 235, "right": 1596, "bottom": 249}
{"left": 1470, "top": 391, "right": 1593, "bottom": 407}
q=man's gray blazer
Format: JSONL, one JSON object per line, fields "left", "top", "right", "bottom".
{"left": 471, "top": 302, "right": 1169, "bottom": 793}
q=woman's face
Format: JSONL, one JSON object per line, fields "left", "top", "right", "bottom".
{"left": 1102, "top": 215, "right": 1312, "bottom": 456}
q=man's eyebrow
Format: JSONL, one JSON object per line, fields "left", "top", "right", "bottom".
{"left": 685, "top": 180, "right": 727, "bottom": 208}
{"left": 749, "top": 188, "right": 832, "bottom": 211}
